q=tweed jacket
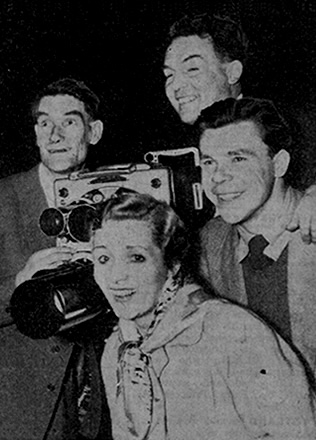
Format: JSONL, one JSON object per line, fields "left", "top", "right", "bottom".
{"left": 101, "top": 286, "right": 316, "bottom": 440}
{"left": 0, "top": 165, "right": 54, "bottom": 324}
{"left": 199, "top": 210, "right": 316, "bottom": 375}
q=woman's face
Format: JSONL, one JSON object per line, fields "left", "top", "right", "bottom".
{"left": 93, "top": 219, "right": 169, "bottom": 327}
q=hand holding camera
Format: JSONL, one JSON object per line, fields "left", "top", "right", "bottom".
{"left": 15, "top": 246, "right": 76, "bottom": 287}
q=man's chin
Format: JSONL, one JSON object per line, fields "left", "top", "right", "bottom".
{"left": 218, "top": 209, "right": 245, "bottom": 225}
{"left": 44, "top": 161, "right": 79, "bottom": 175}
{"left": 178, "top": 107, "right": 200, "bottom": 125}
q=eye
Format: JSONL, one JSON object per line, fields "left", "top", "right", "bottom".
{"left": 63, "top": 118, "right": 77, "bottom": 127}
{"left": 164, "top": 71, "right": 174, "bottom": 84}
{"left": 186, "top": 66, "right": 201, "bottom": 76}
{"left": 201, "top": 158, "right": 214, "bottom": 166}
{"left": 97, "top": 254, "right": 110, "bottom": 264}
{"left": 130, "top": 254, "right": 146, "bottom": 263}
{"left": 37, "top": 119, "right": 51, "bottom": 129}
{"left": 232, "top": 156, "right": 247, "bottom": 163}
{"left": 188, "top": 67, "right": 199, "bottom": 72}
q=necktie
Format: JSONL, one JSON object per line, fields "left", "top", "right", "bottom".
{"left": 244, "top": 235, "right": 274, "bottom": 271}
{"left": 241, "top": 236, "right": 291, "bottom": 341}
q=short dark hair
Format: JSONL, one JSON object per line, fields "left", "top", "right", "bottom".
{"left": 92, "top": 189, "right": 192, "bottom": 284}
{"left": 197, "top": 97, "right": 295, "bottom": 186}
{"left": 198, "top": 97, "right": 292, "bottom": 156}
{"left": 31, "top": 78, "right": 100, "bottom": 122}
{"left": 167, "top": 13, "right": 248, "bottom": 65}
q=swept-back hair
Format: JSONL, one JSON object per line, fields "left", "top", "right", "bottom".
{"left": 31, "top": 77, "right": 100, "bottom": 121}
{"left": 197, "top": 97, "right": 295, "bottom": 185}
{"left": 167, "top": 13, "right": 248, "bottom": 65}
{"left": 92, "top": 189, "right": 201, "bottom": 287}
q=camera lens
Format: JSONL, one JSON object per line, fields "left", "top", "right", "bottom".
{"left": 68, "top": 205, "right": 96, "bottom": 242}
{"left": 39, "top": 208, "right": 65, "bottom": 237}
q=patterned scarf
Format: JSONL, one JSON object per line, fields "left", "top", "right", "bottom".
{"left": 115, "top": 282, "right": 209, "bottom": 439}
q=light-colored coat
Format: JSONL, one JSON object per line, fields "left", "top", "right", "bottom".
{"left": 102, "top": 288, "right": 316, "bottom": 439}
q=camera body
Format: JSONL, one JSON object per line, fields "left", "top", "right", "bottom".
{"left": 55, "top": 162, "right": 173, "bottom": 209}
{"left": 39, "top": 147, "right": 205, "bottom": 249}
{"left": 39, "top": 162, "right": 175, "bottom": 251}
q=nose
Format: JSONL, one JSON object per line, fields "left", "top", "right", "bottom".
{"left": 211, "top": 163, "right": 232, "bottom": 184}
{"left": 171, "top": 72, "right": 188, "bottom": 93}
{"left": 109, "top": 261, "right": 128, "bottom": 285}
{"left": 50, "top": 124, "right": 64, "bottom": 143}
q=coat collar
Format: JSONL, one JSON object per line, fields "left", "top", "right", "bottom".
{"left": 140, "top": 285, "right": 211, "bottom": 352}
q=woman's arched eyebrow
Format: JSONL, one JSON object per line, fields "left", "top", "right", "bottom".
{"left": 92, "top": 245, "right": 107, "bottom": 251}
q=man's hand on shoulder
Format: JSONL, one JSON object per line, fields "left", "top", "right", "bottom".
{"left": 287, "top": 185, "right": 316, "bottom": 244}
{"left": 15, "top": 247, "right": 75, "bottom": 287}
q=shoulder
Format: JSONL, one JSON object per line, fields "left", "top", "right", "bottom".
{"left": 0, "top": 166, "right": 39, "bottom": 194}
{"left": 200, "top": 298, "right": 279, "bottom": 349}
{"left": 200, "top": 216, "right": 233, "bottom": 242}
{"left": 199, "top": 218, "right": 236, "bottom": 262}
{"left": 288, "top": 229, "right": 316, "bottom": 256}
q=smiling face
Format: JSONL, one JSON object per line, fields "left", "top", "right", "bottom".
{"left": 93, "top": 219, "right": 169, "bottom": 328}
{"left": 34, "top": 94, "right": 95, "bottom": 174}
{"left": 200, "top": 121, "right": 279, "bottom": 225}
{"left": 164, "top": 35, "right": 233, "bottom": 124}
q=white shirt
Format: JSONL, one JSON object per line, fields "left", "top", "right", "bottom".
{"left": 38, "top": 163, "right": 57, "bottom": 208}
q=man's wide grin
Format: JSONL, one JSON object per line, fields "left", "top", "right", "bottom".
{"left": 215, "top": 192, "right": 243, "bottom": 202}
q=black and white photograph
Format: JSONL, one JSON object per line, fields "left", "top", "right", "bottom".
{"left": 1, "top": 1, "right": 316, "bottom": 438}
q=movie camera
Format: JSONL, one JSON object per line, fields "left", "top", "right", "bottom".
{"left": 10, "top": 148, "right": 204, "bottom": 339}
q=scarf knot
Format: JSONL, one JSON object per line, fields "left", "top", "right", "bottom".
{"left": 117, "top": 340, "right": 157, "bottom": 439}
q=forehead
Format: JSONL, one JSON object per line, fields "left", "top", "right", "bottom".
{"left": 164, "top": 35, "right": 219, "bottom": 66}
{"left": 37, "top": 94, "right": 86, "bottom": 117}
{"left": 200, "top": 121, "right": 268, "bottom": 156}
{"left": 94, "top": 220, "right": 155, "bottom": 249}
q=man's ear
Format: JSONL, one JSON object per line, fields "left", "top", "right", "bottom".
{"left": 88, "top": 120, "right": 104, "bottom": 145}
{"left": 273, "top": 149, "right": 291, "bottom": 178}
{"left": 34, "top": 125, "right": 40, "bottom": 146}
{"left": 225, "top": 60, "right": 243, "bottom": 85}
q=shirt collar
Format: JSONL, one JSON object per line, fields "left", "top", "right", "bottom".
{"left": 236, "top": 187, "right": 301, "bottom": 263}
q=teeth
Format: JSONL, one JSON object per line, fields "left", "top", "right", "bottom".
{"left": 218, "top": 193, "right": 241, "bottom": 202}
{"left": 178, "top": 96, "right": 196, "bottom": 104}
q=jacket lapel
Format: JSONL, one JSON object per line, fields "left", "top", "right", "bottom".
{"left": 215, "top": 225, "right": 247, "bottom": 306}
{"left": 17, "top": 166, "right": 55, "bottom": 252}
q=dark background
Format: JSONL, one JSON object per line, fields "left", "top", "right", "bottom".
{"left": 1, "top": 0, "right": 316, "bottom": 184}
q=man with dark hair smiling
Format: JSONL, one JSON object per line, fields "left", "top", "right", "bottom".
{"left": 163, "top": 12, "right": 316, "bottom": 241}
{"left": 198, "top": 97, "right": 316, "bottom": 376}
{"left": 164, "top": 13, "right": 246, "bottom": 125}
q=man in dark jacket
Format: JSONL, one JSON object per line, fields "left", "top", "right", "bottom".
{"left": 0, "top": 78, "right": 113, "bottom": 439}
